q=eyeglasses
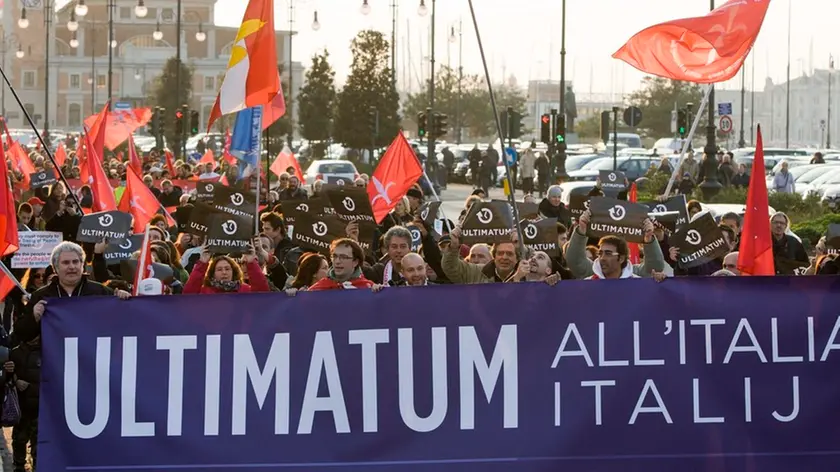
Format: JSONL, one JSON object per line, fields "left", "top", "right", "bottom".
{"left": 331, "top": 254, "right": 353, "bottom": 262}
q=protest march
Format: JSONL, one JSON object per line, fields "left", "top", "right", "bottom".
{"left": 1, "top": 0, "right": 839, "bottom": 470}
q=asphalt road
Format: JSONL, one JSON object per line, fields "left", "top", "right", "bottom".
{"left": 436, "top": 183, "right": 529, "bottom": 225}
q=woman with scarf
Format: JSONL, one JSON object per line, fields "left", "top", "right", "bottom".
{"left": 183, "top": 240, "right": 270, "bottom": 294}
{"left": 285, "top": 253, "right": 329, "bottom": 295}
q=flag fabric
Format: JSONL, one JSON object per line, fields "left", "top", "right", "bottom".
{"left": 55, "top": 142, "right": 67, "bottom": 168}
{"left": 85, "top": 132, "right": 117, "bottom": 212}
{"left": 83, "top": 106, "right": 152, "bottom": 151}
{"left": 127, "top": 135, "right": 143, "bottom": 175}
{"left": 0, "top": 274, "right": 15, "bottom": 302}
{"left": 612, "top": 0, "right": 771, "bottom": 84}
{"left": 132, "top": 224, "right": 154, "bottom": 296}
{"left": 737, "top": 125, "right": 774, "bottom": 276}
{"left": 627, "top": 183, "right": 640, "bottom": 265}
{"left": 206, "top": 0, "right": 281, "bottom": 131}
{"left": 199, "top": 149, "right": 216, "bottom": 165}
{"left": 367, "top": 132, "right": 424, "bottom": 223}
{"left": 86, "top": 102, "right": 110, "bottom": 162}
{"left": 8, "top": 141, "right": 36, "bottom": 189}
{"left": 0, "top": 138, "right": 20, "bottom": 257}
{"left": 261, "top": 91, "right": 287, "bottom": 131}
{"left": 229, "top": 107, "right": 263, "bottom": 178}
{"left": 78, "top": 137, "right": 91, "bottom": 185}
{"left": 269, "top": 145, "right": 304, "bottom": 181}
{"left": 119, "top": 166, "right": 175, "bottom": 233}
{"left": 164, "top": 149, "right": 176, "bottom": 176}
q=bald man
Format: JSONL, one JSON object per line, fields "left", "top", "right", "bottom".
{"left": 466, "top": 244, "right": 491, "bottom": 265}
{"left": 722, "top": 252, "right": 740, "bottom": 275}
{"left": 399, "top": 253, "right": 430, "bottom": 286}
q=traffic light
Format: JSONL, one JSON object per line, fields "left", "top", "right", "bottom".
{"left": 417, "top": 111, "right": 428, "bottom": 139}
{"left": 174, "top": 109, "right": 184, "bottom": 136}
{"left": 368, "top": 107, "right": 379, "bottom": 136}
{"left": 432, "top": 112, "right": 448, "bottom": 138}
{"left": 508, "top": 110, "right": 524, "bottom": 139}
{"left": 554, "top": 115, "right": 566, "bottom": 145}
{"left": 600, "top": 110, "right": 611, "bottom": 143}
{"left": 148, "top": 106, "right": 159, "bottom": 135}
{"left": 540, "top": 114, "right": 551, "bottom": 144}
{"left": 189, "top": 110, "right": 200, "bottom": 136}
{"left": 677, "top": 109, "right": 688, "bottom": 137}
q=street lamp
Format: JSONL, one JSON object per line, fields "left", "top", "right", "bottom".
{"left": 16, "top": 46, "right": 24, "bottom": 59}
{"left": 67, "top": 10, "right": 79, "bottom": 32}
{"left": 75, "top": 0, "right": 88, "bottom": 17}
{"left": 18, "top": 9, "right": 29, "bottom": 29}
{"left": 70, "top": 34, "right": 79, "bottom": 49}
{"left": 449, "top": 21, "right": 463, "bottom": 144}
{"left": 2, "top": 34, "right": 25, "bottom": 118}
{"left": 153, "top": 21, "right": 163, "bottom": 41}
{"left": 828, "top": 55, "right": 835, "bottom": 149}
{"left": 417, "top": 0, "right": 427, "bottom": 16}
{"left": 360, "top": 0, "right": 371, "bottom": 15}
{"left": 311, "top": 11, "right": 320, "bottom": 30}
{"left": 135, "top": 0, "right": 148, "bottom": 18}
{"left": 418, "top": 0, "right": 436, "bottom": 177}
{"left": 699, "top": 0, "right": 722, "bottom": 199}
{"left": 195, "top": 23, "right": 206, "bottom": 42}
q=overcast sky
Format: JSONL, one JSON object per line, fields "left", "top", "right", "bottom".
{"left": 213, "top": 0, "right": 821, "bottom": 94}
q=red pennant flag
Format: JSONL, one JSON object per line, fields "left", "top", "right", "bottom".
{"left": 269, "top": 145, "right": 304, "bottom": 182}
{"left": 613, "top": 0, "right": 770, "bottom": 83}
{"left": 119, "top": 165, "right": 175, "bottom": 233}
{"left": 86, "top": 102, "right": 110, "bottom": 163}
{"left": 54, "top": 143, "right": 67, "bottom": 168}
{"left": 164, "top": 149, "right": 177, "bottom": 176}
{"left": 85, "top": 132, "right": 117, "bottom": 212}
{"left": 132, "top": 224, "right": 154, "bottom": 296}
{"left": 199, "top": 149, "right": 216, "bottom": 165}
{"left": 737, "top": 125, "right": 774, "bottom": 276}
{"left": 8, "top": 142, "right": 36, "bottom": 189}
{"left": 0, "top": 139, "right": 20, "bottom": 257}
{"left": 127, "top": 135, "right": 143, "bottom": 175}
{"left": 83, "top": 106, "right": 152, "bottom": 150}
{"left": 367, "top": 132, "right": 423, "bottom": 223}
{"left": 627, "top": 183, "right": 640, "bottom": 265}
{"left": 78, "top": 138, "right": 92, "bottom": 185}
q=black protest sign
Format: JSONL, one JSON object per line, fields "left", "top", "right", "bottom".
{"left": 407, "top": 223, "right": 424, "bottom": 252}
{"left": 520, "top": 218, "right": 559, "bottom": 257}
{"left": 325, "top": 187, "right": 376, "bottom": 225}
{"left": 598, "top": 170, "right": 627, "bottom": 197}
{"left": 643, "top": 194, "right": 689, "bottom": 231}
{"left": 775, "top": 257, "right": 810, "bottom": 276}
{"left": 30, "top": 170, "right": 57, "bottom": 189}
{"left": 826, "top": 224, "right": 840, "bottom": 255}
{"left": 279, "top": 200, "right": 311, "bottom": 225}
{"left": 326, "top": 176, "right": 354, "bottom": 186}
{"left": 568, "top": 193, "right": 591, "bottom": 218}
{"left": 417, "top": 201, "right": 442, "bottom": 226}
{"left": 291, "top": 213, "right": 347, "bottom": 255}
{"left": 587, "top": 197, "right": 649, "bottom": 244}
{"left": 647, "top": 211, "right": 681, "bottom": 233}
{"left": 120, "top": 259, "right": 175, "bottom": 285}
{"left": 670, "top": 212, "right": 728, "bottom": 269}
{"left": 103, "top": 234, "right": 144, "bottom": 264}
{"left": 173, "top": 206, "right": 193, "bottom": 233}
{"left": 195, "top": 181, "right": 217, "bottom": 202}
{"left": 76, "top": 210, "right": 132, "bottom": 243}
{"left": 460, "top": 200, "right": 514, "bottom": 245}
{"left": 205, "top": 213, "right": 252, "bottom": 254}
{"left": 213, "top": 185, "right": 257, "bottom": 220}
{"left": 186, "top": 202, "right": 222, "bottom": 237}
{"left": 517, "top": 202, "right": 540, "bottom": 220}
{"left": 287, "top": 198, "right": 333, "bottom": 217}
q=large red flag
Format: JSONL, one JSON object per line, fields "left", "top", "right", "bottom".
{"left": 269, "top": 145, "right": 304, "bottom": 181}
{"left": 119, "top": 166, "right": 175, "bottom": 233}
{"left": 85, "top": 132, "right": 117, "bottom": 212}
{"left": 86, "top": 102, "right": 110, "bottom": 163}
{"left": 54, "top": 142, "right": 67, "bottom": 168}
{"left": 737, "top": 125, "right": 774, "bottom": 276}
{"left": 367, "top": 132, "right": 423, "bottom": 223}
{"left": 613, "top": 0, "right": 770, "bottom": 83}
{"left": 261, "top": 91, "right": 287, "bottom": 131}
{"left": 0, "top": 139, "right": 20, "bottom": 257}
{"left": 127, "top": 135, "right": 143, "bottom": 175}
{"left": 84, "top": 106, "right": 151, "bottom": 150}
{"left": 627, "top": 183, "right": 640, "bottom": 265}
{"left": 9, "top": 142, "right": 36, "bottom": 189}
{"left": 164, "top": 149, "right": 176, "bottom": 176}
{"left": 199, "top": 149, "right": 216, "bottom": 165}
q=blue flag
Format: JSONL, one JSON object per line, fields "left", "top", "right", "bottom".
{"left": 230, "top": 106, "right": 263, "bottom": 178}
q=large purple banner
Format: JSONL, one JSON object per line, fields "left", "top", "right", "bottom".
{"left": 40, "top": 277, "right": 840, "bottom": 471}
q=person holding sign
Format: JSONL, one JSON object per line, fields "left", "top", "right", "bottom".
{"left": 183, "top": 238, "right": 270, "bottom": 294}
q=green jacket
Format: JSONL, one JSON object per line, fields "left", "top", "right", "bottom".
{"left": 566, "top": 228, "right": 665, "bottom": 279}
{"left": 441, "top": 249, "right": 513, "bottom": 284}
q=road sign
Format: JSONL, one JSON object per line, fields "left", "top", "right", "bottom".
{"left": 505, "top": 147, "right": 518, "bottom": 165}
{"left": 623, "top": 106, "right": 643, "bottom": 127}
{"left": 719, "top": 115, "right": 733, "bottom": 134}
{"left": 717, "top": 102, "right": 733, "bottom": 116}
{"left": 670, "top": 110, "right": 677, "bottom": 133}
{"left": 114, "top": 102, "right": 131, "bottom": 111}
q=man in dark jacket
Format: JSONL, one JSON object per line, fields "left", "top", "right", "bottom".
{"left": 10, "top": 320, "right": 41, "bottom": 472}
{"left": 770, "top": 212, "right": 809, "bottom": 275}
{"left": 278, "top": 176, "right": 308, "bottom": 201}
{"left": 468, "top": 145, "right": 482, "bottom": 187}
{"left": 44, "top": 196, "right": 82, "bottom": 242}
{"left": 259, "top": 212, "right": 302, "bottom": 287}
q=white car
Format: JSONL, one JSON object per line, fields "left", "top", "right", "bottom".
{"left": 303, "top": 159, "right": 360, "bottom": 186}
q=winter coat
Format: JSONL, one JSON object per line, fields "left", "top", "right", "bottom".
{"left": 566, "top": 228, "right": 665, "bottom": 279}
{"left": 183, "top": 260, "right": 271, "bottom": 294}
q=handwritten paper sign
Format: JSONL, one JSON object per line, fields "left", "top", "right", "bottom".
{"left": 11, "top": 231, "right": 63, "bottom": 268}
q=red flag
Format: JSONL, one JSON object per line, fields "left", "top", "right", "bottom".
{"left": 199, "top": 149, "right": 215, "bottom": 165}
{"left": 86, "top": 102, "right": 110, "bottom": 163}
{"left": 0, "top": 275, "right": 15, "bottom": 302}
{"left": 627, "top": 183, "right": 640, "bottom": 265}
{"left": 164, "top": 149, "right": 176, "bottom": 176}
{"left": 221, "top": 129, "right": 237, "bottom": 165}
{"left": 132, "top": 224, "right": 154, "bottom": 296}
{"left": 7, "top": 142, "right": 36, "bottom": 189}
{"left": 84, "top": 106, "right": 152, "bottom": 151}
{"left": 119, "top": 166, "right": 175, "bottom": 233}
{"left": 85, "top": 132, "right": 117, "bottom": 212}
{"left": 78, "top": 138, "right": 91, "bottom": 185}
{"left": 612, "top": 0, "right": 770, "bottom": 84}
{"left": 261, "top": 91, "right": 287, "bottom": 131}
{"left": 737, "top": 125, "right": 774, "bottom": 276}
{"left": 367, "top": 132, "right": 423, "bottom": 223}
{"left": 270, "top": 145, "right": 304, "bottom": 181}
{"left": 127, "top": 135, "right": 143, "bottom": 175}
{"left": 55, "top": 143, "right": 67, "bottom": 168}
{"left": 0, "top": 139, "right": 20, "bottom": 257}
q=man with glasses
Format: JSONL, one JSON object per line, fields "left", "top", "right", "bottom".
{"left": 770, "top": 212, "right": 808, "bottom": 275}
{"left": 308, "top": 238, "right": 381, "bottom": 291}
{"left": 279, "top": 175, "right": 308, "bottom": 201}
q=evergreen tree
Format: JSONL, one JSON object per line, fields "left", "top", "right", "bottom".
{"left": 334, "top": 30, "right": 400, "bottom": 153}
{"left": 627, "top": 77, "right": 705, "bottom": 138}
{"left": 298, "top": 51, "right": 336, "bottom": 159}
{"left": 148, "top": 57, "right": 193, "bottom": 157}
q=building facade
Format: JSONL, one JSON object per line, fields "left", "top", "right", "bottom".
{"left": 525, "top": 79, "right": 623, "bottom": 133}
{"left": 0, "top": 0, "right": 303, "bottom": 134}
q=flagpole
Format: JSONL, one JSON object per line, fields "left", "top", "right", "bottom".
{"left": 253, "top": 107, "right": 264, "bottom": 236}
{"left": 663, "top": 84, "right": 713, "bottom": 196}
{"left": 132, "top": 223, "right": 151, "bottom": 296}
{"left": 0, "top": 64, "right": 83, "bottom": 212}
{"left": 420, "top": 170, "right": 452, "bottom": 233}
{"left": 465, "top": 0, "right": 526, "bottom": 256}
{"left": 0, "top": 260, "right": 29, "bottom": 299}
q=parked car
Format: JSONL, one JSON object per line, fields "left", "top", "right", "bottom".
{"left": 566, "top": 156, "right": 657, "bottom": 183}
{"left": 303, "top": 159, "right": 360, "bottom": 186}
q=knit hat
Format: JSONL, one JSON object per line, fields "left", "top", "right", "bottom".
{"left": 406, "top": 188, "right": 423, "bottom": 200}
